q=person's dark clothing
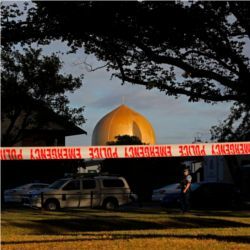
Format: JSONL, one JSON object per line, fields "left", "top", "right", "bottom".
{"left": 180, "top": 191, "right": 191, "bottom": 212}
{"left": 180, "top": 174, "right": 192, "bottom": 212}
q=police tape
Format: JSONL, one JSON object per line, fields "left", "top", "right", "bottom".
{"left": 0, "top": 142, "right": 250, "bottom": 160}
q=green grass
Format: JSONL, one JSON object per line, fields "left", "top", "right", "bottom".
{"left": 1, "top": 206, "right": 250, "bottom": 250}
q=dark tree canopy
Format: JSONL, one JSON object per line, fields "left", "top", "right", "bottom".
{"left": 211, "top": 103, "right": 250, "bottom": 142}
{"left": 107, "top": 135, "right": 145, "bottom": 145}
{"left": 1, "top": 1, "right": 250, "bottom": 141}
{"left": 1, "top": 47, "right": 85, "bottom": 146}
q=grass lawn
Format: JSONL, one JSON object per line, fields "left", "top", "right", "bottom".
{"left": 1, "top": 206, "right": 250, "bottom": 250}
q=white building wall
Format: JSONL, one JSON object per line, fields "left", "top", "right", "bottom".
{"left": 203, "top": 156, "right": 234, "bottom": 183}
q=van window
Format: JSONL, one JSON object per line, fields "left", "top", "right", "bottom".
{"left": 82, "top": 180, "right": 96, "bottom": 189}
{"left": 49, "top": 180, "right": 68, "bottom": 189}
{"left": 102, "top": 179, "right": 125, "bottom": 187}
{"left": 62, "top": 180, "right": 80, "bottom": 190}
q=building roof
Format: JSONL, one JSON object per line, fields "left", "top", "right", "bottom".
{"left": 25, "top": 101, "right": 87, "bottom": 136}
{"left": 1, "top": 97, "right": 87, "bottom": 137}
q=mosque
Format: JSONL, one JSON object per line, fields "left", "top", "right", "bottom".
{"left": 90, "top": 105, "right": 247, "bottom": 190}
{"left": 92, "top": 104, "right": 156, "bottom": 145}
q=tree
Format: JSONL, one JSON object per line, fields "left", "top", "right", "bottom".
{"left": 211, "top": 103, "right": 250, "bottom": 142}
{"left": 1, "top": 47, "right": 85, "bottom": 146}
{"left": 1, "top": 1, "right": 250, "bottom": 141}
{"left": 107, "top": 135, "right": 145, "bottom": 145}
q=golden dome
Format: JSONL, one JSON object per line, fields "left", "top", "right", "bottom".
{"left": 92, "top": 104, "right": 156, "bottom": 145}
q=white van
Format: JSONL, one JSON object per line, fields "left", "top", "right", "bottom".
{"left": 28, "top": 175, "right": 137, "bottom": 211}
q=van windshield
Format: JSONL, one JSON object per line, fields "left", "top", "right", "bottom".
{"left": 48, "top": 180, "right": 68, "bottom": 189}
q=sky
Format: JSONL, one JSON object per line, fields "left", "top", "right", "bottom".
{"left": 42, "top": 41, "right": 232, "bottom": 146}
{"left": 4, "top": 2, "right": 235, "bottom": 146}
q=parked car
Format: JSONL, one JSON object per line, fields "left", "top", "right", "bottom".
{"left": 160, "top": 182, "right": 200, "bottom": 207}
{"left": 27, "top": 175, "right": 137, "bottom": 211}
{"left": 4, "top": 183, "right": 49, "bottom": 203}
{"left": 161, "top": 182, "right": 240, "bottom": 209}
{"left": 191, "top": 182, "right": 240, "bottom": 209}
{"left": 152, "top": 183, "right": 181, "bottom": 201}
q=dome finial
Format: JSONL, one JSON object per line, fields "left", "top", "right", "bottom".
{"left": 122, "top": 96, "right": 125, "bottom": 105}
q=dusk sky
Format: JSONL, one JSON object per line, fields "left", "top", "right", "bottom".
{"left": 6, "top": 2, "right": 236, "bottom": 146}
{"left": 43, "top": 41, "right": 233, "bottom": 146}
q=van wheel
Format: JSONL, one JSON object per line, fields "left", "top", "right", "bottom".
{"left": 45, "top": 199, "right": 60, "bottom": 211}
{"left": 103, "top": 198, "right": 118, "bottom": 210}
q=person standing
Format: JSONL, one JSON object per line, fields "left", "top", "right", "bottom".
{"left": 180, "top": 167, "right": 192, "bottom": 213}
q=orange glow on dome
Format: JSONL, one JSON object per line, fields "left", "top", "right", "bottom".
{"left": 92, "top": 104, "right": 156, "bottom": 145}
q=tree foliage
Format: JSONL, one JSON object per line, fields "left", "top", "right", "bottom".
{"left": 107, "top": 135, "right": 145, "bottom": 145}
{"left": 211, "top": 103, "right": 250, "bottom": 142}
{"left": 1, "top": 47, "right": 85, "bottom": 146}
{"left": 1, "top": 1, "right": 250, "bottom": 141}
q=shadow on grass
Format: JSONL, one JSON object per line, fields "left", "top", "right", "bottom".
{"left": 2, "top": 233, "right": 250, "bottom": 245}
{"left": 7, "top": 214, "right": 250, "bottom": 236}
{"left": 122, "top": 205, "right": 250, "bottom": 217}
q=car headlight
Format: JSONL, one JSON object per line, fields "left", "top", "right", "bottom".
{"left": 31, "top": 194, "right": 40, "bottom": 200}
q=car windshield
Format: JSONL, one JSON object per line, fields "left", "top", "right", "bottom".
{"left": 15, "top": 184, "right": 30, "bottom": 190}
{"left": 157, "top": 183, "right": 178, "bottom": 190}
{"left": 30, "top": 184, "right": 48, "bottom": 189}
{"left": 48, "top": 180, "right": 68, "bottom": 189}
{"left": 166, "top": 184, "right": 179, "bottom": 189}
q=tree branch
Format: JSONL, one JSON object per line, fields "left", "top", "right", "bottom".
{"left": 73, "top": 58, "right": 109, "bottom": 72}
{"left": 120, "top": 74, "right": 241, "bottom": 103}
{"left": 180, "top": 49, "right": 239, "bottom": 75}
{"left": 136, "top": 42, "right": 239, "bottom": 91}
